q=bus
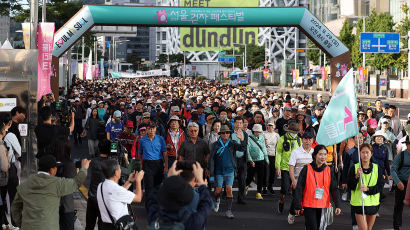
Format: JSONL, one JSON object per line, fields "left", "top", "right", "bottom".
{"left": 230, "top": 71, "right": 249, "bottom": 86}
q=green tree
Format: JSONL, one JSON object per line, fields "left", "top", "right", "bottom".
{"left": 394, "top": 4, "right": 410, "bottom": 72}
{"left": 306, "top": 40, "right": 321, "bottom": 65}
{"left": 220, "top": 44, "right": 264, "bottom": 70}
{"left": 126, "top": 52, "right": 140, "bottom": 71}
{"left": 0, "top": 0, "right": 22, "bottom": 17}
{"left": 339, "top": 18, "right": 355, "bottom": 51}
{"left": 351, "top": 18, "right": 363, "bottom": 68}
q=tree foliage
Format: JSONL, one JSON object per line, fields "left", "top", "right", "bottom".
{"left": 339, "top": 18, "right": 355, "bottom": 51}
{"left": 0, "top": 0, "right": 22, "bottom": 17}
{"left": 394, "top": 4, "right": 410, "bottom": 71}
{"left": 126, "top": 52, "right": 140, "bottom": 71}
{"left": 306, "top": 40, "right": 320, "bottom": 65}
{"left": 156, "top": 53, "right": 190, "bottom": 64}
{"left": 220, "top": 44, "right": 264, "bottom": 70}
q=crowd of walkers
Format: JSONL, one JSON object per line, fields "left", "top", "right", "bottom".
{"left": 0, "top": 77, "right": 409, "bottom": 230}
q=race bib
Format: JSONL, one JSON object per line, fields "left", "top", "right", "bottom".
{"left": 315, "top": 188, "right": 324, "bottom": 199}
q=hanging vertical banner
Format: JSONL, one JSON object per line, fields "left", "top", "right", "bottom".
{"left": 100, "top": 58, "right": 104, "bottom": 77}
{"left": 21, "top": 23, "right": 31, "bottom": 49}
{"left": 37, "top": 23, "right": 55, "bottom": 101}
{"left": 321, "top": 67, "right": 326, "bottom": 80}
{"left": 263, "top": 68, "right": 270, "bottom": 79}
{"left": 86, "top": 50, "right": 92, "bottom": 80}
{"left": 358, "top": 66, "right": 364, "bottom": 81}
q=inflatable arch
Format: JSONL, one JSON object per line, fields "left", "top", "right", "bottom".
{"left": 53, "top": 5, "right": 351, "bottom": 90}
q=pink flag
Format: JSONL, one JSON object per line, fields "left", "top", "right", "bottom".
{"left": 37, "top": 23, "right": 55, "bottom": 101}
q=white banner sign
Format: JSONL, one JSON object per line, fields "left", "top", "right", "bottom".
{"left": 0, "top": 98, "right": 17, "bottom": 112}
{"left": 109, "top": 69, "right": 171, "bottom": 78}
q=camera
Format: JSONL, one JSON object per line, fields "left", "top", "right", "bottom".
{"left": 55, "top": 100, "right": 75, "bottom": 126}
{"left": 283, "top": 141, "right": 290, "bottom": 152}
{"left": 176, "top": 161, "right": 195, "bottom": 171}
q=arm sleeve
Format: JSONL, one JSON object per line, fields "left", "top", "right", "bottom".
{"left": 177, "top": 142, "right": 185, "bottom": 158}
{"left": 261, "top": 138, "right": 269, "bottom": 163}
{"left": 330, "top": 167, "right": 341, "bottom": 209}
{"left": 11, "top": 191, "right": 23, "bottom": 227}
{"left": 247, "top": 140, "right": 253, "bottom": 162}
{"left": 391, "top": 152, "right": 402, "bottom": 184}
{"left": 293, "top": 166, "right": 307, "bottom": 210}
{"left": 138, "top": 139, "right": 143, "bottom": 156}
{"left": 365, "top": 165, "right": 385, "bottom": 196}
{"left": 288, "top": 149, "right": 297, "bottom": 166}
{"left": 384, "top": 146, "right": 391, "bottom": 176}
{"left": 275, "top": 137, "right": 284, "bottom": 170}
{"left": 105, "top": 123, "right": 111, "bottom": 133}
{"left": 347, "top": 165, "right": 359, "bottom": 191}
{"left": 56, "top": 168, "right": 87, "bottom": 197}
{"left": 5, "top": 133, "right": 21, "bottom": 158}
{"left": 186, "top": 185, "right": 213, "bottom": 230}
{"left": 160, "top": 137, "right": 167, "bottom": 153}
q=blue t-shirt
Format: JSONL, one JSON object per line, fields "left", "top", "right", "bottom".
{"left": 105, "top": 121, "right": 123, "bottom": 140}
{"left": 214, "top": 143, "right": 234, "bottom": 175}
{"left": 138, "top": 135, "right": 167, "bottom": 160}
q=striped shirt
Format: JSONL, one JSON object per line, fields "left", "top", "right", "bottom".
{"left": 288, "top": 145, "right": 313, "bottom": 179}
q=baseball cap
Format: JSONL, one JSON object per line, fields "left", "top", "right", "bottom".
{"left": 284, "top": 106, "right": 292, "bottom": 111}
{"left": 298, "top": 104, "right": 306, "bottom": 109}
{"left": 91, "top": 100, "right": 97, "bottom": 105}
{"left": 75, "top": 97, "right": 80, "bottom": 102}
{"left": 317, "top": 94, "right": 322, "bottom": 97}
{"left": 171, "top": 106, "right": 180, "bottom": 112}
{"left": 143, "top": 112, "right": 151, "bottom": 118}
{"left": 125, "top": 120, "right": 133, "bottom": 128}
{"left": 236, "top": 107, "right": 244, "bottom": 112}
{"left": 380, "top": 118, "right": 389, "bottom": 124}
{"left": 113, "top": 110, "right": 121, "bottom": 118}
{"left": 366, "top": 118, "right": 378, "bottom": 129}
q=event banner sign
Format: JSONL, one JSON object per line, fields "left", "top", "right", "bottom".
{"left": 52, "top": 6, "right": 94, "bottom": 57}
{"left": 37, "top": 23, "right": 55, "bottom": 101}
{"left": 179, "top": 0, "right": 258, "bottom": 51}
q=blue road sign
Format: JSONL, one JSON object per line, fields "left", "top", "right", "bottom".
{"left": 218, "top": 56, "right": 236, "bottom": 63}
{"left": 360, "top": 32, "right": 400, "bottom": 53}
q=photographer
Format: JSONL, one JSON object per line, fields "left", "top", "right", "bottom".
{"left": 146, "top": 161, "right": 213, "bottom": 230}
{"left": 86, "top": 139, "right": 111, "bottom": 230}
{"left": 97, "top": 159, "right": 144, "bottom": 230}
{"left": 35, "top": 106, "right": 74, "bottom": 158}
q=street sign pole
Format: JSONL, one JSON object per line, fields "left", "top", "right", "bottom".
{"left": 362, "top": 18, "right": 365, "bottom": 95}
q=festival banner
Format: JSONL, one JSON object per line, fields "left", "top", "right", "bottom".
{"left": 21, "top": 23, "right": 31, "bottom": 49}
{"left": 37, "top": 23, "right": 55, "bottom": 101}
{"left": 316, "top": 69, "right": 358, "bottom": 146}
{"left": 179, "top": 0, "right": 258, "bottom": 51}
{"left": 100, "top": 58, "right": 105, "bottom": 77}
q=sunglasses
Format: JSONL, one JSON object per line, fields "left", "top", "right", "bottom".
{"left": 220, "top": 132, "right": 231, "bottom": 135}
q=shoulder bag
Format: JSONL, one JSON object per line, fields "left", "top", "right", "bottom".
{"left": 100, "top": 182, "right": 138, "bottom": 230}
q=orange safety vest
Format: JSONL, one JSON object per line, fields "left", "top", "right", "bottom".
{"left": 302, "top": 164, "right": 331, "bottom": 208}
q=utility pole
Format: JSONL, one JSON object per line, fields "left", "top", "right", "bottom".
{"left": 81, "top": 37, "right": 85, "bottom": 78}
{"left": 294, "top": 27, "right": 298, "bottom": 70}
{"left": 183, "top": 51, "right": 186, "bottom": 78}
{"left": 29, "top": 0, "right": 38, "bottom": 49}
{"left": 42, "top": 0, "right": 46, "bottom": 22}
{"left": 233, "top": 46, "right": 235, "bottom": 70}
{"left": 362, "top": 17, "right": 366, "bottom": 95}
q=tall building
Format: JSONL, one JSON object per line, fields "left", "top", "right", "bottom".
{"left": 310, "top": 0, "right": 340, "bottom": 22}
{"left": 0, "top": 16, "right": 10, "bottom": 45}
{"left": 156, "top": 0, "right": 309, "bottom": 78}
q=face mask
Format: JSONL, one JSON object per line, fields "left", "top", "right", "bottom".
{"left": 220, "top": 115, "right": 227, "bottom": 121}
{"left": 290, "top": 133, "right": 298, "bottom": 138}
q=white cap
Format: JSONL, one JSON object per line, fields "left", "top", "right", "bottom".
{"left": 131, "top": 98, "right": 136, "bottom": 102}
{"left": 236, "top": 107, "right": 244, "bottom": 112}
{"left": 98, "top": 101, "right": 104, "bottom": 104}
{"left": 251, "top": 98, "right": 258, "bottom": 103}
{"left": 91, "top": 100, "right": 97, "bottom": 105}
{"left": 74, "top": 97, "right": 80, "bottom": 102}
{"left": 298, "top": 104, "right": 306, "bottom": 109}
{"left": 408, "top": 112, "right": 410, "bottom": 118}
{"left": 317, "top": 94, "right": 322, "bottom": 97}
{"left": 272, "top": 96, "right": 278, "bottom": 100}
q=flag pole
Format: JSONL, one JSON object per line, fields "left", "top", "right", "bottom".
{"left": 356, "top": 115, "right": 365, "bottom": 222}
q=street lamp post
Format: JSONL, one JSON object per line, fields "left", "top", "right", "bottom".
{"left": 233, "top": 43, "right": 247, "bottom": 71}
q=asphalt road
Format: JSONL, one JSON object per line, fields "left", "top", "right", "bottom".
{"left": 71, "top": 138, "right": 410, "bottom": 230}
{"left": 253, "top": 86, "right": 410, "bottom": 120}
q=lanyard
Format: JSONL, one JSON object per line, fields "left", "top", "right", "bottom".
{"left": 312, "top": 168, "right": 325, "bottom": 189}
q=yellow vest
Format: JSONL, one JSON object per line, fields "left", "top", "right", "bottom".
{"left": 350, "top": 163, "right": 380, "bottom": 207}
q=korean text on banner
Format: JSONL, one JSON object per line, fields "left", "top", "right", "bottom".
{"left": 316, "top": 69, "right": 358, "bottom": 146}
{"left": 37, "top": 23, "right": 55, "bottom": 101}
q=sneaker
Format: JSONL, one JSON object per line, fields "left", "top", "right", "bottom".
{"left": 278, "top": 202, "right": 284, "bottom": 214}
{"left": 342, "top": 192, "right": 348, "bottom": 201}
{"left": 245, "top": 186, "right": 248, "bottom": 196}
{"left": 352, "top": 225, "right": 359, "bottom": 230}
{"left": 225, "top": 210, "right": 235, "bottom": 219}
{"left": 256, "top": 193, "right": 263, "bottom": 200}
{"left": 237, "top": 199, "right": 247, "bottom": 204}
{"left": 262, "top": 188, "right": 268, "bottom": 195}
{"left": 214, "top": 198, "right": 221, "bottom": 212}
{"left": 287, "top": 213, "right": 295, "bottom": 224}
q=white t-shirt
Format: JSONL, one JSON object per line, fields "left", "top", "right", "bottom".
{"left": 263, "top": 131, "right": 280, "bottom": 156}
{"left": 97, "top": 179, "right": 135, "bottom": 223}
{"left": 288, "top": 145, "right": 313, "bottom": 179}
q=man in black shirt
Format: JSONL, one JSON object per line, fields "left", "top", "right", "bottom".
{"left": 276, "top": 106, "right": 292, "bottom": 136}
{"left": 85, "top": 139, "right": 111, "bottom": 230}
{"left": 178, "top": 122, "right": 210, "bottom": 170}
{"left": 35, "top": 106, "right": 74, "bottom": 158}
{"left": 10, "top": 106, "right": 26, "bottom": 145}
